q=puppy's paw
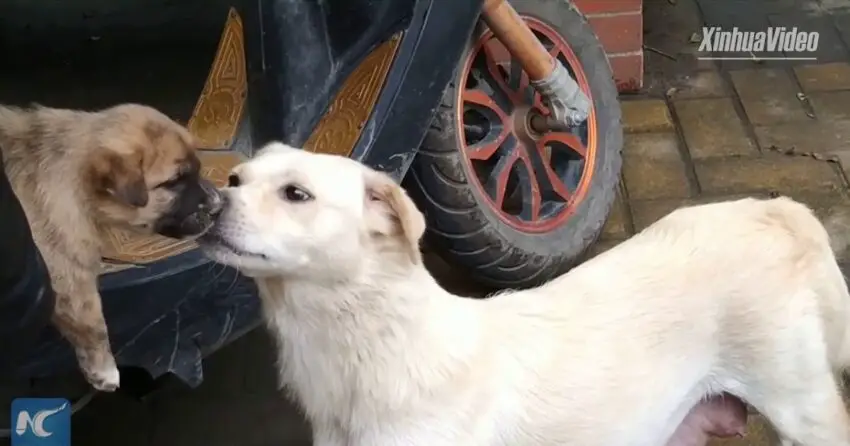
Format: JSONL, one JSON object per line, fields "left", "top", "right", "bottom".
{"left": 83, "top": 361, "right": 120, "bottom": 392}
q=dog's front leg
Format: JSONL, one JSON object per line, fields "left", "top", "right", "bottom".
{"left": 51, "top": 277, "right": 119, "bottom": 392}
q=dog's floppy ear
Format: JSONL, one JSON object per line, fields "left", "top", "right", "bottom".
{"left": 363, "top": 169, "right": 426, "bottom": 264}
{"left": 88, "top": 150, "right": 149, "bottom": 207}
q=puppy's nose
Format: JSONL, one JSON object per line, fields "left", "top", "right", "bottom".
{"left": 199, "top": 180, "right": 224, "bottom": 215}
{"left": 206, "top": 190, "right": 229, "bottom": 218}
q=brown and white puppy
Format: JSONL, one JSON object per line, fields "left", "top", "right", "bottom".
{"left": 200, "top": 143, "right": 850, "bottom": 446}
{"left": 0, "top": 103, "right": 222, "bottom": 391}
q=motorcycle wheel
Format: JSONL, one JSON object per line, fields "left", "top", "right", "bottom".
{"left": 404, "top": 0, "right": 623, "bottom": 288}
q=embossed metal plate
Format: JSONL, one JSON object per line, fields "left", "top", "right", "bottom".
{"left": 303, "top": 33, "right": 402, "bottom": 157}
{"left": 187, "top": 8, "right": 248, "bottom": 150}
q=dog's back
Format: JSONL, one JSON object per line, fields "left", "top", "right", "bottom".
{"left": 481, "top": 196, "right": 850, "bottom": 445}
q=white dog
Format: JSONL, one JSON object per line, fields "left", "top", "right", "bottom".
{"left": 199, "top": 142, "right": 850, "bottom": 446}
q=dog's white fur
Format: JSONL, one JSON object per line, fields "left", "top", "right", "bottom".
{"left": 201, "top": 142, "right": 850, "bottom": 446}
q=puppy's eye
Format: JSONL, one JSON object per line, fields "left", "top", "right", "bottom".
{"left": 156, "top": 175, "right": 182, "bottom": 189}
{"left": 280, "top": 184, "right": 313, "bottom": 202}
{"left": 227, "top": 174, "right": 241, "bottom": 187}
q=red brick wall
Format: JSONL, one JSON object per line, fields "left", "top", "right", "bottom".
{"left": 573, "top": 0, "right": 643, "bottom": 92}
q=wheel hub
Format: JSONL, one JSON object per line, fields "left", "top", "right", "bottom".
{"left": 456, "top": 16, "right": 596, "bottom": 233}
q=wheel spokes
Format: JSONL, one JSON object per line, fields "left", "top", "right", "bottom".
{"left": 540, "top": 132, "right": 587, "bottom": 158}
{"left": 515, "top": 148, "right": 543, "bottom": 222}
{"left": 484, "top": 142, "right": 521, "bottom": 210}
{"left": 461, "top": 89, "right": 512, "bottom": 161}
{"left": 458, "top": 20, "right": 595, "bottom": 229}
{"left": 530, "top": 139, "right": 573, "bottom": 202}
{"left": 482, "top": 142, "right": 543, "bottom": 221}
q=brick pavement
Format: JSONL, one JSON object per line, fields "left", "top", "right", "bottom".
{"left": 57, "top": 2, "right": 850, "bottom": 445}
{"left": 601, "top": 62, "right": 850, "bottom": 253}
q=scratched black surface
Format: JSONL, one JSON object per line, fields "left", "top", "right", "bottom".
{"left": 15, "top": 253, "right": 261, "bottom": 388}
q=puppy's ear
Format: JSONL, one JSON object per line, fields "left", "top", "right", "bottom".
{"left": 363, "top": 169, "right": 426, "bottom": 264}
{"left": 88, "top": 150, "right": 149, "bottom": 207}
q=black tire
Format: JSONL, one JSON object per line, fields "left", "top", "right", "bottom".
{"left": 404, "top": 0, "right": 623, "bottom": 289}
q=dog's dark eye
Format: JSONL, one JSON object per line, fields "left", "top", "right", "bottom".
{"left": 156, "top": 174, "right": 182, "bottom": 189}
{"left": 227, "top": 174, "right": 241, "bottom": 187}
{"left": 280, "top": 184, "right": 313, "bottom": 202}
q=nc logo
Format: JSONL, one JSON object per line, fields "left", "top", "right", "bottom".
{"left": 10, "top": 398, "right": 71, "bottom": 446}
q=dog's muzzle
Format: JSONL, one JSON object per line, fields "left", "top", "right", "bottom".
{"left": 200, "top": 180, "right": 224, "bottom": 215}
{"left": 152, "top": 179, "right": 224, "bottom": 238}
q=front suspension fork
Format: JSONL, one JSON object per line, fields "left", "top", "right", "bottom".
{"left": 480, "top": 0, "right": 591, "bottom": 130}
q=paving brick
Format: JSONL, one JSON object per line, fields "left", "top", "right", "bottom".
{"left": 630, "top": 198, "right": 694, "bottom": 232}
{"left": 674, "top": 98, "right": 757, "bottom": 159}
{"left": 632, "top": 188, "right": 850, "bottom": 234}
{"left": 818, "top": 0, "right": 850, "bottom": 11}
{"left": 754, "top": 119, "right": 850, "bottom": 154}
{"left": 790, "top": 191, "right": 850, "bottom": 225}
{"left": 795, "top": 62, "right": 850, "bottom": 92}
{"left": 759, "top": 0, "right": 815, "bottom": 12}
{"left": 595, "top": 187, "right": 847, "bottom": 258}
{"left": 808, "top": 91, "right": 850, "bottom": 121}
{"left": 621, "top": 99, "right": 673, "bottom": 133}
{"left": 730, "top": 68, "right": 810, "bottom": 125}
{"left": 668, "top": 70, "right": 728, "bottom": 99}
{"left": 588, "top": 13, "right": 642, "bottom": 54}
{"left": 630, "top": 194, "right": 756, "bottom": 231}
{"left": 695, "top": 155, "right": 843, "bottom": 195}
{"left": 623, "top": 132, "right": 682, "bottom": 160}
{"left": 767, "top": 13, "right": 849, "bottom": 63}
{"left": 622, "top": 155, "right": 691, "bottom": 200}
{"left": 584, "top": 238, "right": 626, "bottom": 260}
{"left": 601, "top": 191, "right": 629, "bottom": 240}
{"left": 829, "top": 151, "right": 850, "bottom": 180}
{"left": 695, "top": 2, "right": 785, "bottom": 70}
{"left": 834, "top": 10, "right": 850, "bottom": 55}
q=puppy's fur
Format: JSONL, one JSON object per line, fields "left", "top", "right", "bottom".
{"left": 0, "top": 103, "right": 221, "bottom": 391}
{"left": 201, "top": 143, "right": 850, "bottom": 445}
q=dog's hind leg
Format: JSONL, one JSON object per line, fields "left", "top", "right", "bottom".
{"left": 744, "top": 337, "right": 850, "bottom": 444}
{"left": 51, "top": 279, "right": 120, "bottom": 392}
{"left": 757, "top": 383, "right": 849, "bottom": 446}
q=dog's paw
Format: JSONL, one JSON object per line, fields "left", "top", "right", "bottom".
{"left": 84, "top": 363, "right": 120, "bottom": 392}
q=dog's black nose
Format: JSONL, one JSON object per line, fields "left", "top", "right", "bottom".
{"left": 207, "top": 191, "right": 229, "bottom": 218}
{"left": 197, "top": 180, "right": 224, "bottom": 216}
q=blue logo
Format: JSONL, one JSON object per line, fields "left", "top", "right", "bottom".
{"left": 10, "top": 398, "right": 71, "bottom": 446}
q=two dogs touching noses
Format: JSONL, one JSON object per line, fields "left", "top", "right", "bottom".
{"left": 198, "top": 142, "right": 850, "bottom": 446}
{"left": 8, "top": 101, "right": 850, "bottom": 446}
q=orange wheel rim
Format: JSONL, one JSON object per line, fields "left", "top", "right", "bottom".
{"left": 456, "top": 16, "right": 597, "bottom": 233}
